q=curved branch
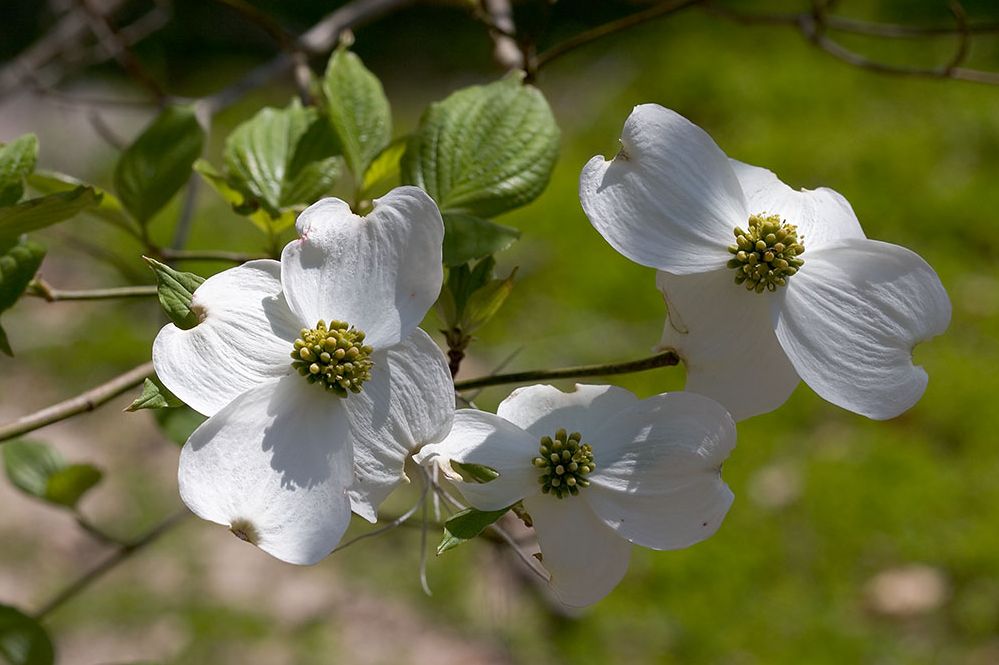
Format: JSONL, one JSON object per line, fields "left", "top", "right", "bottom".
{"left": 453, "top": 350, "right": 680, "bottom": 392}
{"left": 0, "top": 362, "right": 154, "bottom": 443}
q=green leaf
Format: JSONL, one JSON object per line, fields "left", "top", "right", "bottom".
{"left": 450, "top": 461, "right": 500, "bottom": 483}
{"left": 0, "top": 604, "right": 54, "bottom": 665}
{"left": 437, "top": 506, "right": 511, "bottom": 556}
{"left": 322, "top": 48, "right": 392, "bottom": 179}
{"left": 402, "top": 73, "right": 560, "bottom": 217}
{"left": 223, "top": 99, "right": 341, "bottom": 219}
{"left": 0, "top": 187, "right": 101, "bottom": 245}
{"left": 359, "top": 137, "right": 406, "bottom": 200}
{"left": 113, "top": 106, "right": 204, "bottom": 225}
{"left": 2, "top": 440, "right": 101, "bottom": 509}
{"left": 126, "top": 377, "right": 184, "bottom": 411}
{"left": 27, "top": 171, "right": 134, "bottom": 234}
{"left": 462, "top": 267, "right": 517, "bottom": 333}
{"left": 154, "top": 406, "right": 206, "bottom": 446}
{"left": 442, "top": 213, "right": 520, "bottom": 266}
{"left": 0, "top": 134, "right": 38, "bottom": 207}
{"left": 0, "top": 240, "right": 46, "bottom": 356}
{"left": 44, "top": 464, "right": 103, "bottom": 508}
{"left": 143, "top": 257, "right": 205, "bottom": 330}
{"left": 194, "top": 159, "right": 285, "bottom": 234}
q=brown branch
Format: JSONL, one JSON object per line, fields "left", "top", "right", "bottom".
{"left": 453, "top": 350, "right": 680, "bottom": 392}
{"left": 481, "top": 0, "right": 524, "bottom": 70}
{"left": 35, "top": 510, "right": 189, "bottom": 619}
{"left": 26, "top": 278, "right": 157, "bottom": 301}
{"left": 0, "top": 362, "right": 154, "bottom": 443}
{"left": 534, "top": 0, "right": 703, "bottom": 71}
{"left": 200, "top": 0, "right": 420, "bottom": 115}
{"left": 705, "top": 1, "right": 999, "bottom": 87}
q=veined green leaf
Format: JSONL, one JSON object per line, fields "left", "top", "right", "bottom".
{"left": 126, "top": 377, "right": 184, "bottom": 411}
{"left": 114, "top": 106, "right": 204, "bottom": 225}
{"left": 0, "top": 187, "right": 100, "bottom": 245}
{"left": 442, "top": 213, "right": 520, "bottom": 267}
{"left": 0, "top": 134, "right": 38, "bottom": 206}
{"left": 0, "top": 240, "right": 46, "bottom": 356}
{"left": 322, "top": 48, "right": 392, "bottom": 179}
{"left": 143, "top": 257, "right": 205, "bottom": 330}
{"left": 0, "top": 604, "right": 54, "bottom": 665}
{"left": 437, "top": 506, "right": 511, "bottom": 555}
{"left": 402, "top": 72, "right": 560, "bottom": 217}
{"left": 222, "top": 99, "right": 341, "bottom": 218}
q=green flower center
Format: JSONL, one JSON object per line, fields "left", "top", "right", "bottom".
{"left": 532, "top": 428, "right": 595, "bottom": 499}
{"left": 290, "top": 319, "right": 374, "bottom": 397}
{"left": 727, "top": 213, "right": 805, "bottom": 293}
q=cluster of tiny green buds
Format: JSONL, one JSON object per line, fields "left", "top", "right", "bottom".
{"left": 532, "top": 428, "right": 595, "bottom": 499}
{"left": 727, "top": 213, "right": 805, "bottom": 293}
{"left": 290, "top": 319, "right": 374, "bottom": 397}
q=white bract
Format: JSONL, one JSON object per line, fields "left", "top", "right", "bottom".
{"left": 415, "top": 384, "right": 736, "bottom": 607}
{"left": 580, "top": 104, "right": 951, "bottom": 421}
{"left": 153, "top": 187, "right": 454, "bottom": 565}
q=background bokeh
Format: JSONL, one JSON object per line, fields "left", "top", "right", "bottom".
{"left": 1, "top": 0, "right": 998, "bottom": 663}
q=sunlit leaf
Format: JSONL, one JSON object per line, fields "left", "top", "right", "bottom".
{"left": 126, "top": 377, "right": 184, "bottom": 411}
{"left": 0, "top": 187, "right": 100, "bottom": 245}
{"left": 402, "top": 72, "right": 559, "bottom": 217}
{"left": 322, "top": 48, "right": 392, "bottom": 179}
{"left": 114, "top": 106, "right": 204, "bottom": 225}
{"left": 0, "top": 134, "right": 38, "bottom": 207}
{"left": 462, "top": 267, "right": 517, "bottom": 333}
{"left": 437, "top": 506, "right": 510, "bottom": 555}
{"left": 143, "top": 257, "right": 205, "bottom": 330}
{"left": 359, "top": 137, "right": 406, "bottom": 200}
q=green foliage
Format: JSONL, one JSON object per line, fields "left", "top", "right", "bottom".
{"left": 220, "top": 99, "right": 341, "bottom": 227}
{"left": 437, "top": 506, "right": 510, "bottom": 556}
{"left": 0, "top": 187, "right": 101, "bottom": 246}
{"left": 436, "top": 256, "right": 515, "bottom": 335}
{"left": 154, "top": 407, "right": 206, "bottom": 446}
{"left": 193, "top": 160, "right": 291, "bottom": 234}
{"left": 143, "top": 257, "right": 205, "bottom": 330}
{"left": 27, "top": 171, "right": 134, "bottom": 235}
{"left": 401, "top": 72, "right": 560, "bottom": 218}
{"left": 449, "top": 461, "right": 500, "bottom": 484}
{"left": 0, "top": 135, "right": 38, "bottom": 207}
{"left": 2, "top": 440, "right": 102, "bottom": 509}
{"left": 0, "top": 605, "right": 54, "bottom": 665}
{"left": 113, "top": 106, "right": 204, "bottom": 225}
{"left": 359, "top": 138, "right": 406, "bottom": 201}
{"left": 322, "top": 47, "right": 392, "bottom": 180}
{"left": 441, "top": 213, "right": 520, "bottom": 266}
{"left": 0, "top": 240, "right": 46, "bottom": 356}
{"left": 126, "top": 377, "right": 184, "bottom": 411}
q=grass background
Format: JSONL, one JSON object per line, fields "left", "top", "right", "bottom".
{"left": 1, "top": 0, "right": 998, "bottom": 663}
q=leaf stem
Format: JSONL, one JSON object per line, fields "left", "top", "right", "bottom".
{"left": 453, "top": 350, "right": 680, "bottom": 392}
{"left": 35, "top": 510, "right": 189, "bottom": 619}
{"left": 0, "top": 362, "right": 155, "bottom": 443}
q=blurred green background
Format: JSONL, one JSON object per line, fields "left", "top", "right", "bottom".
{"left": 1, "top": 0, "right": 998, "bottom": 663}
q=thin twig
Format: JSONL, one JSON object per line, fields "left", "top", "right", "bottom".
{"left": 74, "top": 514, "right": 128, "bottom": 547}
{"left": 35, "top": 510, "right": 189, "bottom": 619}
{"left": 332, "top": 480, "right": 431, "bottom": 553}
{"left": 535, "top": 0, "right": 702, "bottom": 71}
{"left": 0, "top": 362, "right": 155, "bottom": 443}
{"left": 453, "top": 350, "right": 680, "bottom": 392}
{"left": 156, "top": 248, "right": 263, "bottom": 263}
{"left": 26, "top": 278, "right": 157, "bottom": 302}
{"left": 481, "top": 0, "right": 524, "bottom": 70}
{"left": 200, "top": 0, "right": 419, "bottom": 115}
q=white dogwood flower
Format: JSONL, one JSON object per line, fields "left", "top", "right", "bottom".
{"left": 415, "top": 384, "right": 736, "bottom": 607}
{"left": 153, "top": 187, "right": 454, "bottom": 564}
{"left": 580, "top": 104, "right": 951, "bottom": 421}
